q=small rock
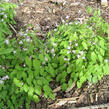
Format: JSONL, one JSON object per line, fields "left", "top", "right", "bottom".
{"left": 101, "top": 0, "right": 108, "bottom": 7}
{"left": 53, "top": 9, "right": 56, "bottom": 14}
{"left": 70, "top": 2, "right": 80, "bottom": 6}
{"left": 50, "top": 0, "right": 66, "bottom": 4}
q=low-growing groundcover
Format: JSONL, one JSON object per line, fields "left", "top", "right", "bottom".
{"left": 0, "top": 1, "right": 109, "bottom": 109}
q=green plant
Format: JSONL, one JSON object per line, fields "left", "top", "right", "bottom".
{"left": 0, "top": 1, "right": 25, "bottom": 109}
{"left": 47, "top": 8, "right": 109, "bottom": 89}
{"left": 11, "top": 29, "right": 55, "bottom": 106}
{"left": 0, "top": 2, "right": 109, "bottom": 109}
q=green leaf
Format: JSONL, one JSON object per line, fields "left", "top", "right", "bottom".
{"left": 85, "top": 72, "right": 92, "bottom": 82}
{"left": 67, "top": 65, "right": 72, "bottom": 74}
{"left": 80, "top": 76, "right": 86, "bottom": 84}
{"left": 59, "top": 56, "right": 64, "bottom": 65}
{"left": 98, "top": 54, "right": 103, "bottom": 63}
{"left": 77, "top": 81, "right": 82, "bottom": 88}
{"left": 99, "top": 39, "right": 104, "bottom": 48}
{"left": 28, "top": 87, "right": 34, "bottom": 97}
{"left": 98, "top": 9, "right": 101, "bottom": 16}
{"left": 33, "top": 95, "right": 39, "bottom": 103}
{"left": 91, "top": 52, "right": 97, "bottom": 61}
{"left": 97, "top": 74, "right": 102, "bottom": 80}
{"left": 7, "top": 100, "right": 14, "bottom": 109}
{"left": 62, "top": 72, "right": 67, "bottom": 78}
{"left": 13, "top": 78, "right": 22, "bottom": 87}
{"left": 43, "top": 85, "right": 52, "bottom": 93}
{"left": 0, "top": 102, "right": 4, "bottom": 107}
{"left": 37, "top": 79, "right": 43, "bottom": 86}
{"left": 48, "top": 64, "right": 55, "bottom": 77}
{"left": 49, "top": 93, "right": 55, "bottom": 100}
{"left": 44, "top": 92, "right": 48, "bottom": 98}
{"left": 60, "top": 78, "right": 66, "bottom": 84}
{"left": 86, "top": 6, "right": 93, "bottom": 14}
{"left": 0, "top": 48, "right": 14, "bottom": 55}
{"left": 79, "top": 72, "right": 83, "bottom": 77}
{"left": 68, "top": 79, "right": 73, "bottom": 87}
{"left": 103, "top": 64, "right": 109, "bottom": 74}
{"left": 25, "top": 56, "right": 32, "bottom": 68}
{"left": 61, "top": 83, "right": 68, "bottom": 91}
{"left": 92, "top": 76, "right": 98, "bottom": 83}
{"left": 34, "top": 86, "right": 42, "bottom": 95}
{"left": 100, "top": 48, "right": 105, "bottom": 56}
{"left": 26, "top": 102, "right": 30, "bottom": 109}
{"left": 11, "top": 95, "right": 16, "bottom": 104}
{"left": 82, "top": 41, "right": 87, "bottom": 49}
{"left": 46, "top": 76, "right": 52, "bottom": 82}
{"left": 33, "top": 59, "right": 40, "bottom": 73}
{"left": 39, "top": 54, "right": 45, "bottom": 61}
{"left": 23, "top": 84, "right": 29, "bottom": 92}
{"left": 56, "top": 74, "right": 62, "bottom": 82}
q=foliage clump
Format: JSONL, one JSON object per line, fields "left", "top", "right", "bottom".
{"left": 0, "top": 1, "right": 109, "bottom": 108}
{"left": 47, "top": 9, "right": 109, "bottom": 89}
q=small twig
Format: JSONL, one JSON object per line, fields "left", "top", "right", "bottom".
{"left": 9, "top": 24, "right": 17, "bottom": 34}
{"left": 73, "top": 103, "right": 109, "bottom": 109}
{"left": 58, "top": 97, "right": 78, "bottom": 101}
{"left": 53, "top": 86, "right": 61, "bottom": 93}
{"left": 48, "top": 97, "right": 78, "bottom": 108}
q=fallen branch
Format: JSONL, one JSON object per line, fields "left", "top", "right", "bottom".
{"left": 73, "top": 103, "right": 109, "bottom": 109}
{"left": 9, "top": 24, "right": 17, "bottom": 34}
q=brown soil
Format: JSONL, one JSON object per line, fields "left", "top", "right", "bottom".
{"left": 10, "top": 0, "right": 109, "bottom": 109}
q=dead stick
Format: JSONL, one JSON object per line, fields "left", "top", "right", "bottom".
{"left": 9, "top": 24, "right": 17, "bottom": 34}
{"left": 58, "top": 97, "right": 78, "bottom": 101}
{"left": 53, "top": 86, "right": 61, "bottom": 93}
{"left": 73, "top": 103, "right": 109, "bottom": 109}
{"left": 48, "top": 97, "right": 78, "bottom": 108}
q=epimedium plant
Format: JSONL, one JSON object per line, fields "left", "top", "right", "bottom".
{"left": 0, "top": 1, "right": 109, "bottom": 108}
{"left": 12, "top": 29, "right": 55, "bottom": 106}
{"left": 0, "top": 1, "right": 55, "bottom": 108}
{"left": 47, "top": 8, "right": 109, "bottom": 89}
{"left": 0, "top": 1, "right": 26, "bottom": 109}
{"left": 0, "top": 1, "right": 27, "bottom": 109}
{"left": 0, "top": 0, "right": 16, "bottom": 56}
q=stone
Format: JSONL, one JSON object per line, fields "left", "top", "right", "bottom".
{"left": 101, "top": 0, "right": 108, "bottom": 7}
{"left": 50, "top": 0, "right": 66, "bottom": 4}
{"left": 70, "top": 2, "right": 80, "bottom": 6}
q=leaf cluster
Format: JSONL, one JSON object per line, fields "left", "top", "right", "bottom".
{"left": 0, "top": 3, "right": 109, "bottom": 109}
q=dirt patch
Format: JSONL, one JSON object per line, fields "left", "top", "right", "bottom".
{"left": 11, "top": 0, "right": 109, "bottom": 37}
{"left": 10, "top": 0, "right": 109, "bottom": 108}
